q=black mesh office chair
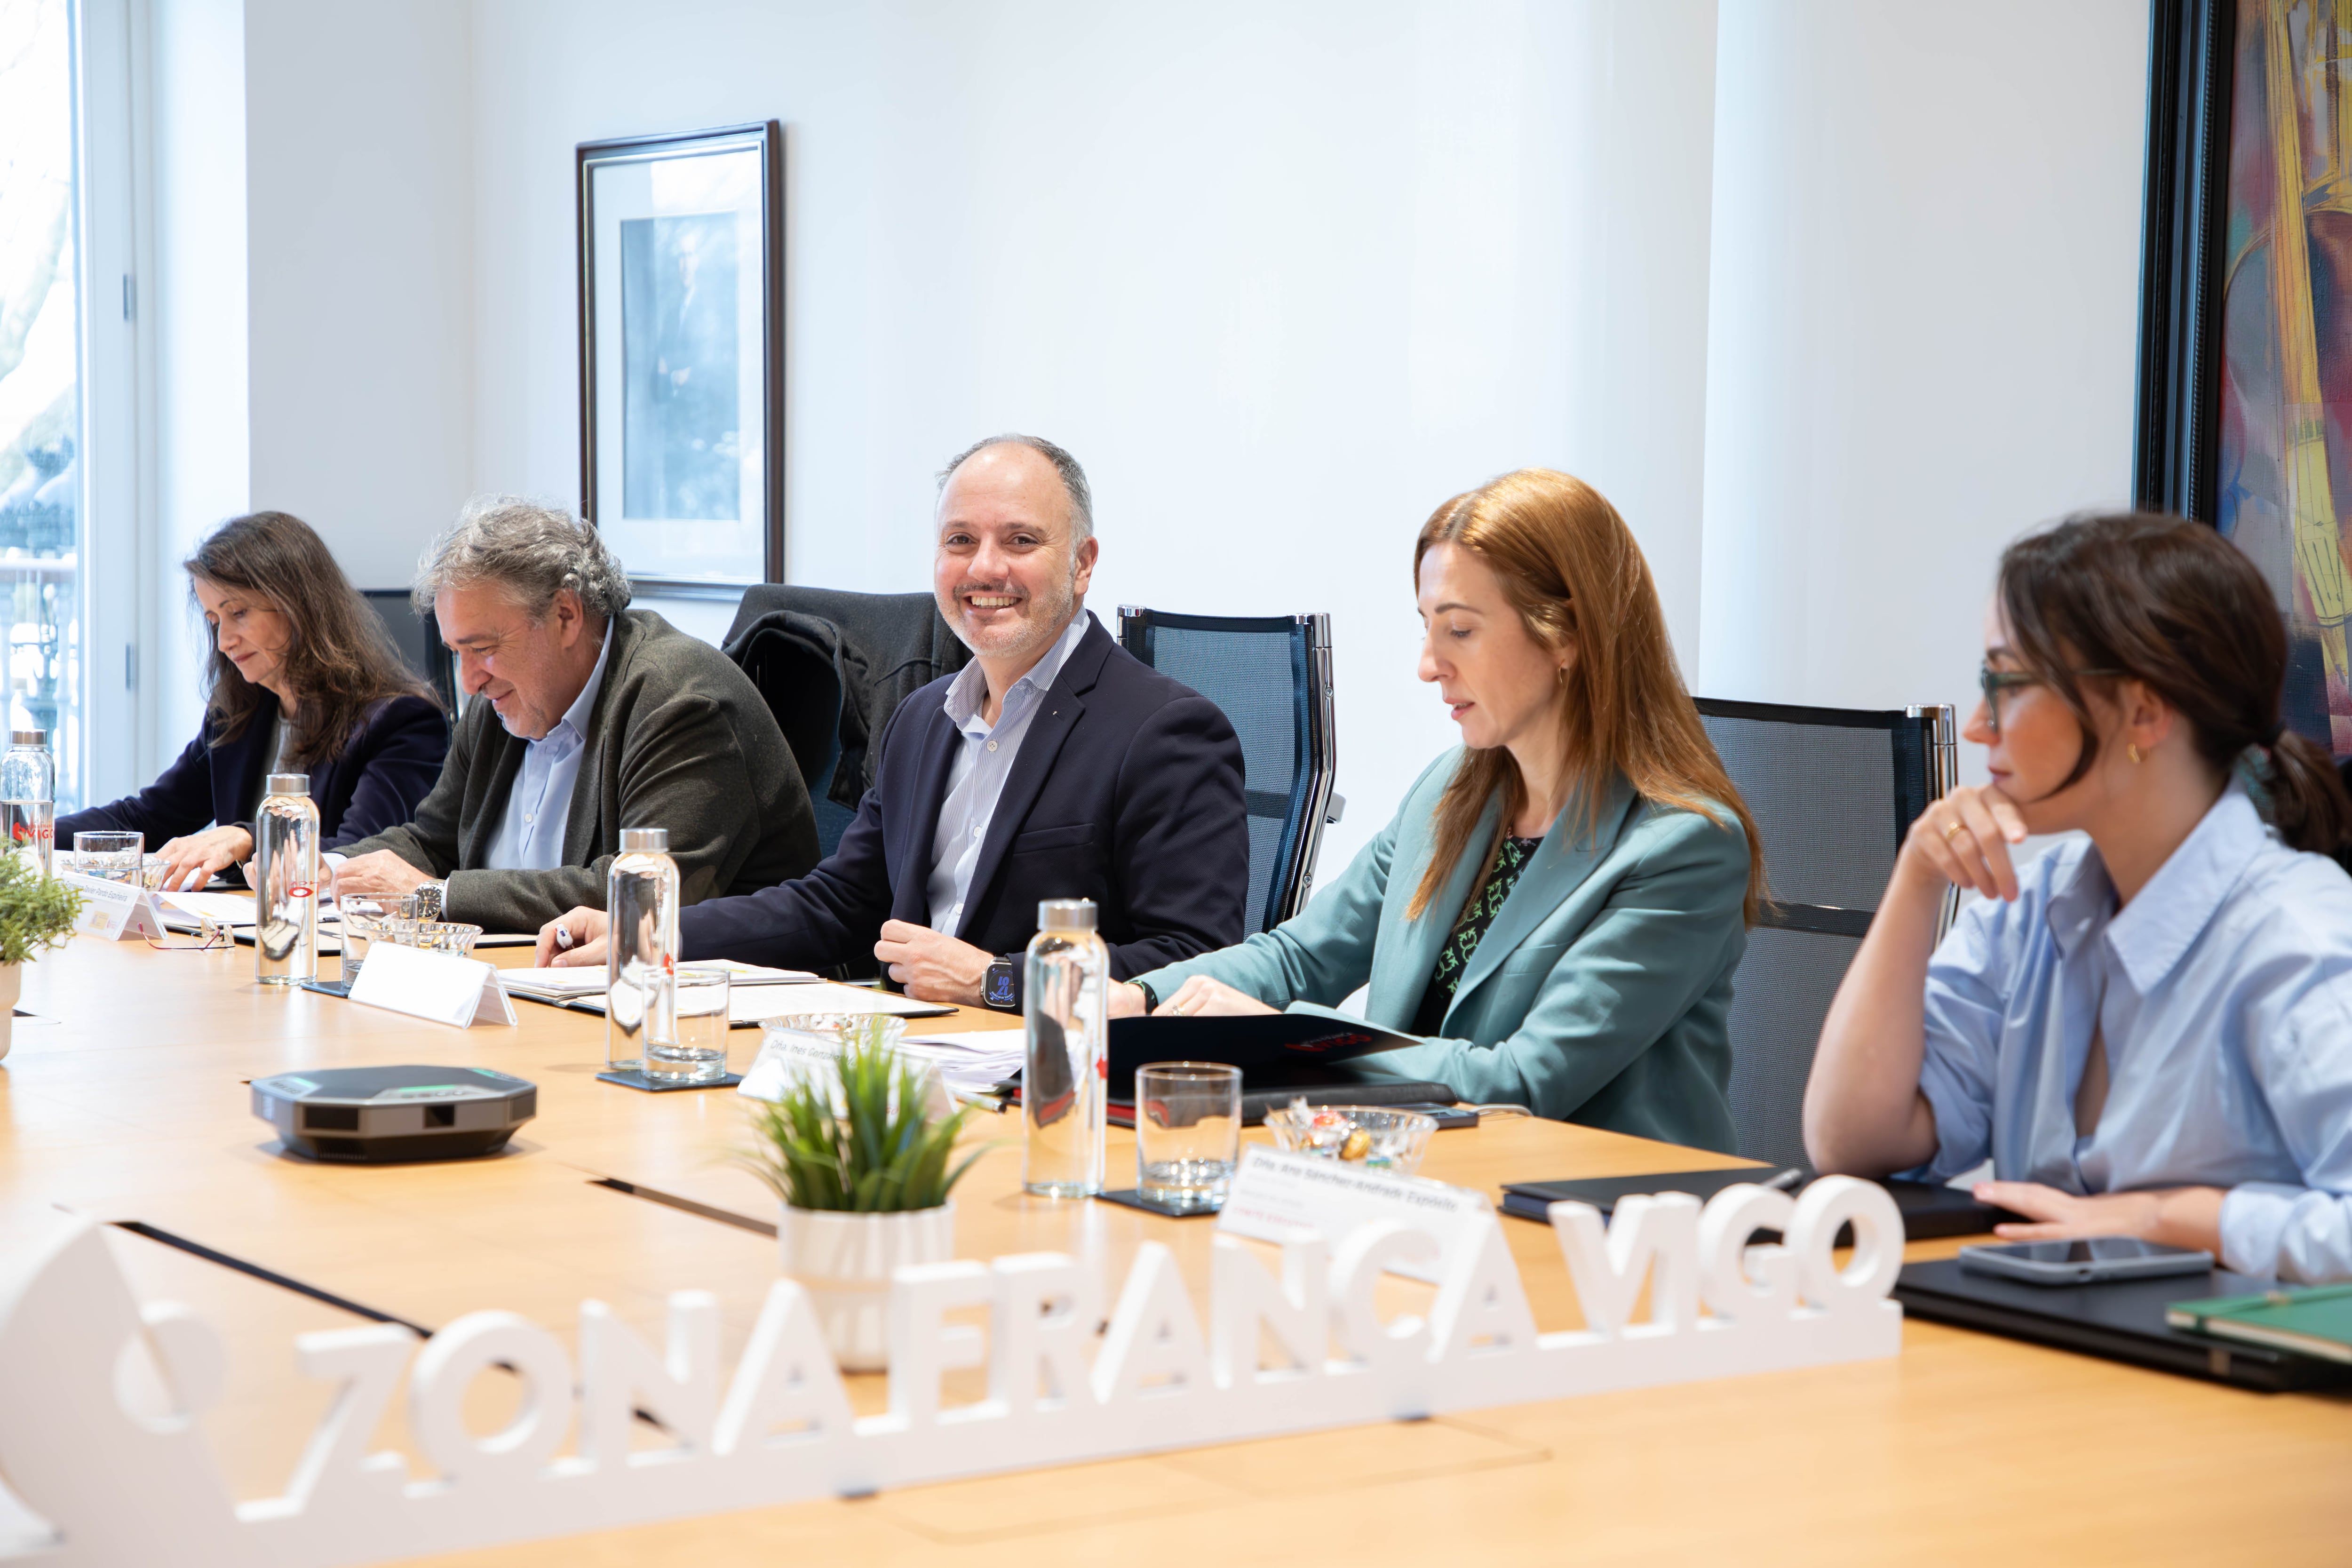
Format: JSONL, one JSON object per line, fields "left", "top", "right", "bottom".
{"left": 724, "top": 609, "right": 857, "bottom": 857}
{"left": 1118, "top": 607, "right": 1341, "bottom": 936}
{"left": 1696, "top": 699, "right": 1957, "bottom": 1169}
{"left": 362, "top": 590, "right": 457, "bottom": 720}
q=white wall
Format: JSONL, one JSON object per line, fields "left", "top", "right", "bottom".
{"left": 147, "top": 0, "right": 250, "bottom": 767}
{"left": 140, "top": 0, "right": 2155, "bottom": 862}
{"left": 469, "top": 0, "right": 1719, "bottom": 873}
{"left": 1699, "top": 0, "right": 2150, "bottom": 781}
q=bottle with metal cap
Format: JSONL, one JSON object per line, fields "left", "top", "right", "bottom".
{"left": 605, "top": 826, "right": 679, "bottom": 1075}
{"left": 254, "top": 772, "right": 319, "bottom": 986}
{"left": 0, "top": 730, "right": 55, "bottom": 876}
{"left": 1023, "top": 898, "right": 1108, "bottom": 1196}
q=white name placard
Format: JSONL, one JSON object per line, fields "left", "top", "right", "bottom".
{"left": 345, "top": 940, "right": 516, "bottom": 1028}
{"left": 0, "top": 1177, "right": 1907, "bottom": 1566}
{"left": 1216, "top": 1145, "right": 1493, "bottom": 1282}
{"left": 57, "top": 870, "right": 163, "bottom": 942}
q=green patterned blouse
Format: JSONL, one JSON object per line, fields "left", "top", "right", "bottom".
{"left": 1411, "top": 835, "right": 1543, "bottom": 1035}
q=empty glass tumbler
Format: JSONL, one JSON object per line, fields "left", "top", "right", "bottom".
{"left": 1023, "top": 899, "right": 1107, "bottom": 1198}
{"left": 72, "top": 831, "right": 143, "bottom": 883}
{"left": 254, "top": 773, "right": 320, "bottom": 987}
{"left": 648, "top": 965, "right": 731, "bottom": 1083}
{"left": 1135, "top": 1061, "right": 1242, "bottom": 1210}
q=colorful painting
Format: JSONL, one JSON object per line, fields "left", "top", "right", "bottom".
{"left": 2218, "top": 0, "right": 2352, "bottom": 751}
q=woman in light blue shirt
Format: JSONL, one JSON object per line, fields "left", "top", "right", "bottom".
{"left": 1109, "top": 469, "right": 1762, "bottom": 1149}
{"left": 1806, "top": 513, "right": 2352, "bottom": 1282}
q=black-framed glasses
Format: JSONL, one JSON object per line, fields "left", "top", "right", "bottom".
{"left": 1977, "top": 663, "right": 2129, "bottom": 736}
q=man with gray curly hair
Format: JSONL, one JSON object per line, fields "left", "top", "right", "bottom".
{"left": 333, "top": 497, "right": 818, "bottom": 931}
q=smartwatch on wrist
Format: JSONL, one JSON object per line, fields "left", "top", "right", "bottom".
{"left": 982, "top": 955, "right": 1021, "bottom": 1011}
{"left": 1133, "top": 979, "right": 1159, "bottom": 1013}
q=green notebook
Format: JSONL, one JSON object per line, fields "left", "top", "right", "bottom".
{"left": 2166, "top": 1285, "right": 2352, "bottom": 1365}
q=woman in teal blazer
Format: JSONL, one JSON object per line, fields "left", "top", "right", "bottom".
{"left": 1113, "top": 470, "right": 1762, "bottom": 1151}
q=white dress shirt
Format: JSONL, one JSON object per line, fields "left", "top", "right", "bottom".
{"left": 924, "top": 613, "right": 1090, "bottom": 939}
{"left": 483, "top": 623, "right": 613, "bottom": 872}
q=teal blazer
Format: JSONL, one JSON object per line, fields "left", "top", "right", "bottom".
{"left": 1136, "top": 750, "right": 1748, "bottom": 1150}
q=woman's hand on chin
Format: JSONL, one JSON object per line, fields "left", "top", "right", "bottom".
{"left": 1152, "top": 976, "right": 1277, "bottom": 1018}
{"left": 1903, "top": 782, "right": 2030, "bottom": 901}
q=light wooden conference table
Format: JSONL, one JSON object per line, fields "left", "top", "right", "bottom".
{"left": 0, "top": 933, "right": 2346, "bottom": 1566}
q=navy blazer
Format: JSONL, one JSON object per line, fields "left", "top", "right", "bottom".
{"left": 57, "top": 692, "right": 449, "bottom": 852}
{"left": 679, "top": 612, "right": 1249, "bottom": 980}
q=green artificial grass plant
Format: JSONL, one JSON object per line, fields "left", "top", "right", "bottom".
{"left": 0, "top": 854, "right": 81, "bottom": 968}
{"left": 740, "top": 1020, "right": 987, "bottom": 1212}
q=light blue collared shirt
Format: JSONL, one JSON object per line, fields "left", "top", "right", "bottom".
{"left": 924, "top": 613, "right": 1091, "bottom": 938}
{"left": 1911, "top": 781, "right": 2352, "bottom": 1282}
{"left": 483, "top": 622, "right": 613, "bottom": 872}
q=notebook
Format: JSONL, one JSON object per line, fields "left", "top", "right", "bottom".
{"left": 2165, "top": 1284, "right": 2352, "bottom": 1365}
{"left": 1106, "top": 1013, "right": 1423, "bottom": 1084}
{"left": 1897, "top": 1258, "right": 2352, "bottom": 1392}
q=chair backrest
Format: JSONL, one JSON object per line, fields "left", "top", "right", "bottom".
{"left": 362, "top": 590, "right": 457, "bottom": 719}
{"left": 729, "top": 614, "right": 856, "bottom": 857}
{"left": 1695, "top": 698, "right": 1957, "bottom": 1169}
{"left": 1118, "top": 606, "right": 1337, "bottom": 936}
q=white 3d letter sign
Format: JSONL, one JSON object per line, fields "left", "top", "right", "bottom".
{"left": 0, "top": 1178, "right": 1904, "bottom": 1564}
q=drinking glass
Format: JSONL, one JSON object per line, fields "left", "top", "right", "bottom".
{"left": 647, "top": 965, "right": 731, "bottom": 1083}
{"left": 73, "top": 831, "right": 143, "bottom": 883}
{"left": 1135, "top": 1061, "right": 1242, "bottom": 1211}
{"left": 375, "top": 918, "right": 482, "bottom": 958}
{"left": 336, "top": 892, "right": 420, "bottom": 986}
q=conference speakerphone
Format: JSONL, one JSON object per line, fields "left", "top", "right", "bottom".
{"left": 251, "top": 1065, "right": 537, "bottom": 1162}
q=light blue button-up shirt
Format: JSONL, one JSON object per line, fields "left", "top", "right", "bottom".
{"left": 924, "top": 613, "right": 1090, "bottom": 938}
{"left": 1911, "top": 781, "right": 2352, "bottom": 1282}
{"left": 483, "top": 622, "right": 613, "bottom": 872}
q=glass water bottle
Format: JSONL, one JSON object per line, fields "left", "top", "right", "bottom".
{"left": 605, "top": 827, "right": 679, "bottom": 1075}
{"left": 254, "top": 773, "right": 319, "bottom": 987}
{"left": 0, "top": 730, "right": 55, "bottom": 876}
{"left": 1023, "top": 899, "right": 1108, "bottom": 1197}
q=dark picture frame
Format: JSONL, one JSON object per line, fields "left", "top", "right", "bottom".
{"left": 577, "top": 120, "right": 785, "bottom": 591}
{"left": 2134, "top": 0, "right": 2352, "bottom": 750}
{"left": 2132, "top": 0, "right": 2233, "bottom": 521}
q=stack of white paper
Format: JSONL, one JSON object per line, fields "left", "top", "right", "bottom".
{"left": 898, "top": 1029, "right": 1025, "bottom": 1097}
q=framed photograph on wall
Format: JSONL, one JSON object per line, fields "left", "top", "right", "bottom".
{"left": 2137, "top": 0, "right": 2352, "bottom": 751}
{"left": 578, "top": 120, "right": 784, "bottom": 590}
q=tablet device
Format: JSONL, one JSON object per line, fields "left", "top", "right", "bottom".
{"left": 1958, "top": 1238, "right": 2213, "bottom": 1287}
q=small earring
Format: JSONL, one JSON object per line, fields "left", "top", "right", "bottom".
{"left": 2127, "top": 741, "right": 2142, "bottom": 764}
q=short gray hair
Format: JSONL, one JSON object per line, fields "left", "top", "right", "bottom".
{"left": 414, "top": 496, "right": 632, "bottom": 623}
{"left": 936, "top": 433, "right": 1094, "bottom": 543}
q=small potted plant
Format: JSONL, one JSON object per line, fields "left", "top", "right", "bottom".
{"left": 0, "top": 855, "right": 81, "bottom": 1063}
{"left": 740, "top": 1020, "right": 986, "bottom": 1371}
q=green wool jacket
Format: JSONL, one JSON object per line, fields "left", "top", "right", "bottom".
{"left": 1136, "top": 749, "right": 1748, "bottom": 1151}
{"left": 341, "top": 609, "right": 818, "bottom": 934}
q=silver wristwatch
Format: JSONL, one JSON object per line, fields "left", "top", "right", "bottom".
{"left": 413, "top": 880, "right": 447, "bottom": 921}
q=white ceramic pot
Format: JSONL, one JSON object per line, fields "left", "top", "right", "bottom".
{"left": 776, "top": 1202, "right": 957, "bottom": 1371}
{"left": 0, "top": 963, "right": 19, "bottom": 1063}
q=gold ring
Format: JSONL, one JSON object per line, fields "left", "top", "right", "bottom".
{"left": 1942, "top": 819, "right": 1967, "bottom": 841}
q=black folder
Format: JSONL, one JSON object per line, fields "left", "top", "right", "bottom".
{"left": 1107, "top": 1013, "right": 1422, "bottom": 1082}
{"left": 1498, "top": 1171, "right": 2021, "bottom": 1240}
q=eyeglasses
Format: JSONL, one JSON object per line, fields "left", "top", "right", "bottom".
{"left": 1977, "top": 663, "right": 2128, "bottom": 736}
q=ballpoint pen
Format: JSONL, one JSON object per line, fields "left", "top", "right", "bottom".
{"left": 1760, "top": 1168, "right": 1804, "bottom": 1192}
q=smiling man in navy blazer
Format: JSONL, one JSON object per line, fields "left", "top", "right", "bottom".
{"left": 537, "top": 434, "right": 1249, "bottom": 1008}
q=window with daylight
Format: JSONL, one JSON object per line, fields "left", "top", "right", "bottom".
{"left": 0, "top": 0, "right": 84, "bottom": 808}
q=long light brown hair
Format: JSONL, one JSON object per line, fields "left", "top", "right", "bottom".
{"left": 1407, "top": 470, "right": 1764, "bottom": 926}
{"left": 190, "top": 511, "right": 438, "bottom": 768}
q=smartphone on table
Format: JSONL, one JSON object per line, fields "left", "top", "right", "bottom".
{"left": 1957, "top": 1237, "right": 2213, "bottom": 1287}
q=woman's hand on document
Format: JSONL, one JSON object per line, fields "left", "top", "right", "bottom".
{"left": 1149, "top": 975, "right": 1278, "bottom": 1018}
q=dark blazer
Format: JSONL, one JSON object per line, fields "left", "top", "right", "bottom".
{"left": 56, "top": 692, "right": 448, "bottom": 852}
{"left": 679, "top": 612, "right": 1250, "bottom": 981}
{"left": 340, "top": 609, "right": 819, "bottom": 934}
